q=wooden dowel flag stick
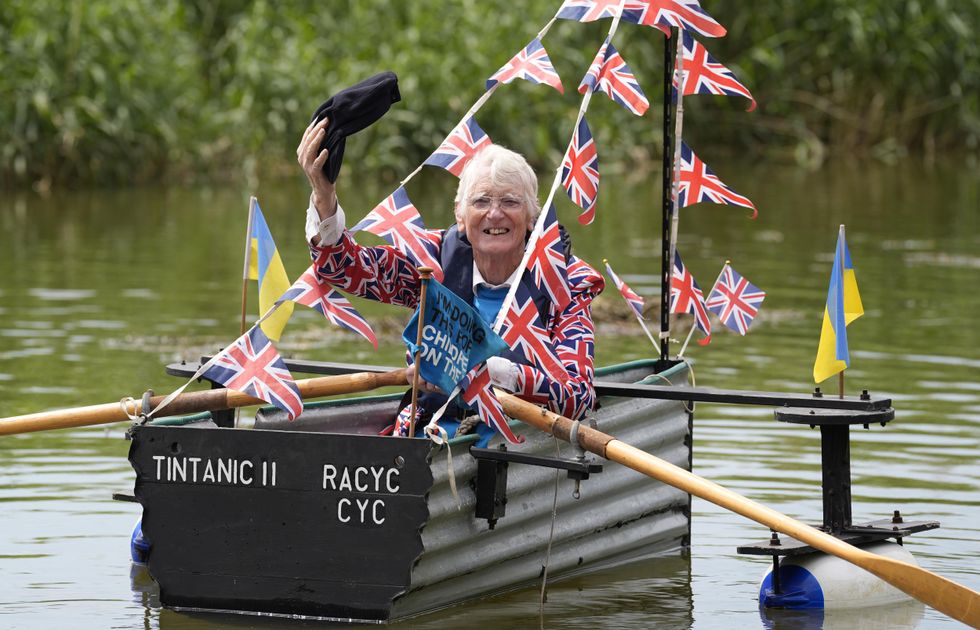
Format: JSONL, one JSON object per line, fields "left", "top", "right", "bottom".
{"left": 678, "top": 260, "right": 727, "bottom": 357}
{"left": 407, "top": 267, "right": 433, "bottom": 436}
{"left": 240, "top": 196, "right": 257, "bottom": 335}
{"left": 494, "top": 391, "right": 980, "bottom": 628}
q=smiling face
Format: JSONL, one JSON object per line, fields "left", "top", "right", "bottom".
{"left": 456, "top": 171, "right": 534, "bottom": 274}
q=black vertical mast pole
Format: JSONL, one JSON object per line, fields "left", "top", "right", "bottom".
{"left": 659, "top": 29, "right": 676, "bottom": 365}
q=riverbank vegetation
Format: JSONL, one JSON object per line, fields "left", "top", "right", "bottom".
{"left": 2, "top": 0, "right": 976, "bottom": 188}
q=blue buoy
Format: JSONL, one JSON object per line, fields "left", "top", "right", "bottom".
{"left": 130, "top": 518, "right": 150, "bottom": 564}
{"left": 759, "top": 541, "right": 915, "bottom": 609}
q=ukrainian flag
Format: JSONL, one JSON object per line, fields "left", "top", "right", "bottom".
{"left": 813, "top": 225, "right": 863, "bottom": 383}
{"left": 248, "top": 200, "right": 293, "bottom": 341}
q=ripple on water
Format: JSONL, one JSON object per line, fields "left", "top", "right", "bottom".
{"left": 27, "top": 289, "right": 97, "bottom": 301}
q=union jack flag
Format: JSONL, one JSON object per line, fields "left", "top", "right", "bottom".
{"left": 461, "top": 363, "right": 523, "bottom": 444}
{"left": 486, "top": 38, "right": 563, "bottom": 94}
{"left": 674, "top": 32, "right": 756, "bottom": 111}
{"left": 500, "top": 285, "right": 568, "bottom": 382}
{"left": 604, "top": 260, "right": 645, "bottom": 319}
{"left": 351, "top": 187, "right": 444, "bottom": 280}
{"left": 393, "top": 402, "right": 423, "bottom": 437}
{"left": 424, "top": 116, "right": 492, "bottom": 177}
{"left": 527, "top": 203, "right": 571, "bottom": 311}
{"left": 556, "top": 0, "right": 625, "bottom": 21}
{"left": 202, "top": 326, "right": 303, "bottom": 420}
{"left": 624, "top": 0, "right": 727, "bottom": 38}
{"left": 279, "top": 265, "right": 378, "bottom": 348}
{"left": 561, "top": 116, "right": 600, "bottom": 223}
{"left": 670, "top": 251, "right": 711, "bottom": 338}
{"left": 578, "top": 40, "right": 650, "bottom": 116}
{"left": 677, "top": 142, "right": 757, "bottom": 218}
{"left": 706, "top": 264, "right": 765, "bottom": 335}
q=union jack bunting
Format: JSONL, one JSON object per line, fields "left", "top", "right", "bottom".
{"left": 604, "top": 260, "right": 645, "bottom": 319}
{"left": 561, "top": 116, "right": 601, "bottom": 223}
{"left": 351, "top": 187, "right": 444, "bottom": 280}
{"left": 423, "top": 116, "right": 492, "bottom": 177}
{"left": 624, "top": 0, "right": 727, "bottom": 38}
{"left": 202, "top": 326, "right": 303, "bottom": 420}
{"left": 462, "top": 364, "right": 523, "bottom": 444}
{"left": 279, "top": 265, "right": 378, "bottom": 348}
{"left": 556, "top": 0, "right": 625, "bottom": 21}
{"left": 500, "top": 285, "right": 569, "bottom": 382}
{"left": 578, "top": 40, "right": 650, "bottom": 116}
{"left": 706, "top": 264, "right": 766, "bottom": 335}
{"left": 674, "top": 32, "right": 756, "bottom": 111}
{"left": 527, "top": 203, "right": 571, "bottom": 311}
{"left": 670, "top": 251, "right": 711, "bottom": 338}
{"left": 677, "top": 142, "right": 757, "bottom": 218}
{"left": 486, "top": 37, "right": 563, "bottom": 94}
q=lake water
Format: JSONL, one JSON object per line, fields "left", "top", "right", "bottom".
{"left": 0, "top": 159, "right": 977, "bottom": 629}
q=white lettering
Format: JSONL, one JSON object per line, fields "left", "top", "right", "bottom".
{"left": 354, "top": 467, "right": 368, "bottom": 492}
{"left": 217, "top": 458, "right": 233, "bottom": 483}
{"left": 339, "top": 467, "right": 353, "bottom": 492}
{"left": 337, "top": 498, "right": 351, "bottom": 523}
{"left": 153, "top": 455, "right": 165, "bottom": 480}
{"left": 322, "top": 464, "right": 337, "bottom": 490}
{"left": 372, "top": 499, "right": 385, "bottom": 525}
{"left": 188, "top": 457, "right": 201, "bottom": 482}
{"left": 356, "top": 497, "right": 370, "bottom": 522}
{"left": 239, "top": 460, "right": 253, "bottom": 485}
{"left": 387, "top": 468, "right": 400, "bottom": 494}
{"left": 171, "top": 457, "right": 187, "bottom": 483}
{"left": 202, "top": 460, "right": 216, "bottom": 483}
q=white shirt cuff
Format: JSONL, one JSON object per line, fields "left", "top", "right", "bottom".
{"left": 486, "top": 356, "right": 519, "bottom": 392}
{"left": 305, "top": 195, "right": 346, "bottom": 246}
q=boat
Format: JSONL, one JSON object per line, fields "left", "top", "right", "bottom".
{"left": 127, "top": 357, "right": 693, "bottom": 622}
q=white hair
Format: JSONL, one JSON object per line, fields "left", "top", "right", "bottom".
{"left": 454, "top": 145, "right": 540, "bottom": 222}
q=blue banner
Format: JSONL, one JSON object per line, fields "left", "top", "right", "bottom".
{"left": 402, "top": 279, "right": 508, "bottom": 394}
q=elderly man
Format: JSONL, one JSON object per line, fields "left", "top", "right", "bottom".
{"left": 298, "top": 117, "right": 603, "bottom": 428}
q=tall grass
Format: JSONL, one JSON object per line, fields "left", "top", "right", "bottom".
{"left": 1, "top": 0, "right": 976, "bottom": 187}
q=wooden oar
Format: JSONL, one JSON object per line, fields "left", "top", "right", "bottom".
{"left": 495, "top": 390, "right": 980, "bottom": 628}
{"left": 0, "top": 369, "right": 409, "bottom": 436}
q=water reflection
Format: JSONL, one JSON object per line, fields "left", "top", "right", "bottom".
{"left": 0, "top": 160, "right": 977, "bottom": 629}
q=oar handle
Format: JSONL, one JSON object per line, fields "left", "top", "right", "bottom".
{"left": 0, "top": 369, "right": 410, "bottom": 436}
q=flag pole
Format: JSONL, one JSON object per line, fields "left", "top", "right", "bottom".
{"left": 603, "top": 259, "right": 660, "bottom": 353}
{"left": 240, "top": 197, "right": 257, "bottom": 335}
{"left": 837, "top": 225, "right": 846, "bottom": 399}
{"left": 659, "top": 28, "right": 679, "bottom": 364}
{"left": 678, "top": 260, "right": 727, "bottom": 357}
{"left": 408, "top": 267, "right": 434, "bottom": 437}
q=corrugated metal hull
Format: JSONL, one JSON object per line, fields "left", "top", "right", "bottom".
{"left": 393, "top": 370, "right": 692, "bottom": 619}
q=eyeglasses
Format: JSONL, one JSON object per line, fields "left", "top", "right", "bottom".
{"left": 468, "top": 195, "right": 524, "bottom": 211}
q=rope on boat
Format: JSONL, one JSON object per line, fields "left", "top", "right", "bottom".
{"left": 539, "top": 435, "right": 562, "bottom": 609}
{"left": 423, "top": 422, "right": 462, "bottom": 510}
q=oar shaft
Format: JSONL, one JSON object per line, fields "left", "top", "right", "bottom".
{"left": 0, "top": 369, "right": 409, "bottom": 436}
{"left": 495, "top": 390, "right": 980, "bottom": 627}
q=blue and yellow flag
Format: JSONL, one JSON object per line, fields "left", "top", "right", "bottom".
{"left": 813, "top": 226, "right": 863, "bottom": 383}
{"left": 248, "top": 200, "right": 292, "bottom": 341}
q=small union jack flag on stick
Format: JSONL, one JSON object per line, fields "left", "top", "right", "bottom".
{"left": 462, "top": 364, "right": 523, "bottom": 444}
{"left": 670, "top": 250, "right": 711, "bottom": 346}
{"left": 561, "top": 117, "right": 601, "bottom": 223}
{"left": 424, "top": 116, "right": 492, "bottom": 177}
{"left": 278, "top": 265, "right": 378, "bottom": 349}
{"left": 579, "top": 39, "right": 650, "bottom": 116}
{"left": 604, "top": 260, "right": 644, "bottom": 319}
{"left": 527, "top": 203, "right": 571, "bottom": 311}
{"left": 486, "top": 38, "right": 563, "bottom": 94}
{"left": 556, "top": 0, "right": 625, "bottom": 21}
{"left": 624, "top": 0, "right": 727, "bottom": 38}
{"left": 351, "top": 186, "right": 444, "bottom": 280}
{"left": 706, "top": 263, "right": 766, "bottom": 335}
{"left": 674, "top": 32, "right": 756, "bottom": 111}
{"left": 202, "top": 326, "right": 303, "bottom": 420}
{"left": 677, "top": 142, "right": 757, "bottom": 218}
